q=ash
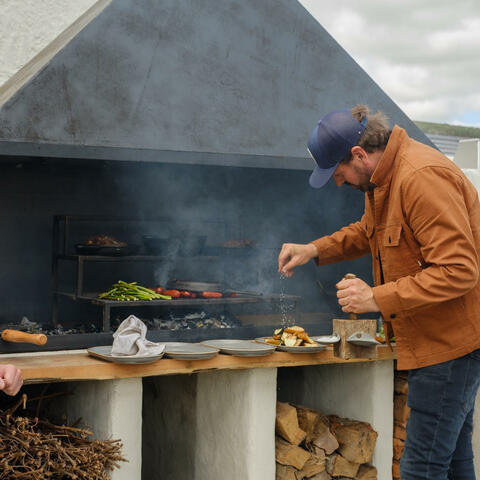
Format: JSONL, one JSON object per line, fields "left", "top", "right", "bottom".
{"left": 145, "top": 310, "right": 237, "bottom": 330}
{"left": 19, "top": 316, "right": 102, "bottom": 335}
{"left": 19, "top": 310, "right": 239, "bottom": 336}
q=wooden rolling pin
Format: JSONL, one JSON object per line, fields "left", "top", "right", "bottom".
{"left": 1, "top": 329, "right": 47, "bottom": 345}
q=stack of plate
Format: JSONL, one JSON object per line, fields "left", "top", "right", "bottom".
{"left": 201, "top": 339, "right": 275, "bottom": 357}
{"left": 162, "top": 342, "right": 219, "bottom": 360}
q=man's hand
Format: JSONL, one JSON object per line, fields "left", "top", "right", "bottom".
{"left": 278, "top": 243, "right": 318, "bottom": 277}
{"left": 0, "top": 364, "right": 23, "bottom": 396}
{"left": 336, "top": 277, "right": 379, "bottom": 314}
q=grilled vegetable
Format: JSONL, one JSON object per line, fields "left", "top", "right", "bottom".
{"left": 271, "top": 325, "right": 318, "bottom": 348}
{"left": 201, "top": 291, "right": 223, "bottom": 298}
{"left": 163, "top": 289, "right": 181, "bottom": 298}
{"left": 98, "top": 280, "right": 172, "bottom": 301}
{"left": 264, "top": 338, "right": 281, "bottom": 345}
{"left": 282, "top": 333, "right": 298, "bottom": 347}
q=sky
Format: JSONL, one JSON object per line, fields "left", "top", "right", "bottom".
{"left": 299, "top": 0, "right": 480, "bottom": 127}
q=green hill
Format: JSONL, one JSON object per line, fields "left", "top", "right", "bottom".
{"left": 415, "top": 121, "right": 480, "bottom": 138}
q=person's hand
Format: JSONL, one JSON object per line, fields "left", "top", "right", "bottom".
{"left": 336, "top": 276, "right": 379, "bottom": 314}
{"left": 278, "top": 243, "right": 318, "bottom": 277}
{"left": 0, "top": 364, "right": 23, "bottom": 396}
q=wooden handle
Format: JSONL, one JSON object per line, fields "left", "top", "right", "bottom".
{"left": 1, "top": 329, "right": 47, "bottom": 345}
{"left": 343, "top": 273, "right": 357, "bottom": 320}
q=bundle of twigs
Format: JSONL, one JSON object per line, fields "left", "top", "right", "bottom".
{"left": 0, "top": 394, "right": 126, "bottom": 479}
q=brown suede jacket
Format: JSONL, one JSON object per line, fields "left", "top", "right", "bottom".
{"left": 311, "top": 126, "right": 480, "bottom": 370}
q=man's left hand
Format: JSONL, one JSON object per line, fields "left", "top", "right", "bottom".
{"left": 336, "top": 277, "right": 379, "bottom": 314}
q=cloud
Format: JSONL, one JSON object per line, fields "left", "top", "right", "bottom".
{"left": 299, "top": 0, "right": 480, "bottom": 126}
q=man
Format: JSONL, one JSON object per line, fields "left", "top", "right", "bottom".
{"left": 278, "top": 105, "right": 480, "bottom": 480}
{"left": 0, "top": 364, "right": 22, "bottom": 396}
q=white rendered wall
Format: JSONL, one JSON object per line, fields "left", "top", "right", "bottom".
{"left": 46, "top": 378, "right": 143, "bottom": 480}
{"left": 461, "top": 168, "right": 480, "bottom": 477}
{"left": 278, "top": 361, "right": 394, "bottom": 480}
{"left": 196, "top": 368, "right": 277, "bottom": 480}
{"left": 0, "top": 0, "right": 98, "bottom": 87}
{"left": 475, "top": 394, "right": 480, "bottom": 476}
{"left": 143, "top": 368, "right": 277, "bottom": 480}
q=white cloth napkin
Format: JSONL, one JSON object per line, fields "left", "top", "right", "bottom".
{"left": 111, "top": 315, "right": 165, "bottom": 357}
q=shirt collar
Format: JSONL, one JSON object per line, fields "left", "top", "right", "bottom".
{"left": 370, "top": 126, "right": 407, "bottom": 187}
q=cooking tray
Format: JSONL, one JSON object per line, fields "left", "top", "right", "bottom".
{"left": 75, "top": 244, "right": 140, "bottom": 256}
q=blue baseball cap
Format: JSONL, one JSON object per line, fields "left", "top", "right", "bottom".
{"left": 307, "top": 110, "right": 367, "bottom": 188}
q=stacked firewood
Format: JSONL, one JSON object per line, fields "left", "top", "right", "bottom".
{"left": 393, "top": 371, "right": 409, "bottom": 479}
{"left": 0, "top": 394, "right": 126, "bottom": 479}
{"left": 275, "top": 402, "right": 378, "bottom": 480}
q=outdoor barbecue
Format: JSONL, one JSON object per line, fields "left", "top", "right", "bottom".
{"left": 1, "top": 0, "right": 474, "bottom": 478}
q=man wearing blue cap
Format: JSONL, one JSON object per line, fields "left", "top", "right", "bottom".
{"left": 278, "top": 105, "right": 480, "bottom": 480}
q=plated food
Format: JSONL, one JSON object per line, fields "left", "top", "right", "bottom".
{"left": 264, "top": 325, "right": 318, "bottom": 347}
{"left": 256, "top": 326, "right": 326, "bottom": 353}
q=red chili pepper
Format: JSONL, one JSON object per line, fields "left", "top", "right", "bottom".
{"left": 201, "top": 291, "right": 223, "bottom": 298}
{"left": 180, "top": 290, "right": 192, "bottom": 297}
{"left": 163, "top": 289, "right": 181, "bottom": 298}
{"left": 155, "top": 286, "right": 164, "bottom": 294}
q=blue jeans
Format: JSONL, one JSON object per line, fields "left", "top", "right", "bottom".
{"left": 401, "top": 348, "right": 480, "bottom": 480}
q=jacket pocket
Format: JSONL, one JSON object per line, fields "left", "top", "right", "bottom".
{"left": 381, "top": 224, "right": 421, "bottom": 280}
{"left": 384, "top": 224, "right": 402, "bottom": 247}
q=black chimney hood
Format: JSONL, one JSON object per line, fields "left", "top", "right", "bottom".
{"left": 0, "top": 0, "right": 431, "bottom": 168}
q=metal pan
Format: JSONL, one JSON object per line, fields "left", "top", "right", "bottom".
{"left": 167, "top": 280, "right": 262, "bottom": 296}
{"left": 169, "top": 280, "right": 223, "bottom": 292}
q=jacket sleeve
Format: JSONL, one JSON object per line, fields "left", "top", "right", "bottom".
{"left": 373, "top": 166, "right": 479, "bottom": 317}
{"left": 310, "top": 215, "right": 371, "bottom": 265}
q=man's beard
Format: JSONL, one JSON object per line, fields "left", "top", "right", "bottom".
{"left": 345, "top": 163, "right": 375, "bottom": 192}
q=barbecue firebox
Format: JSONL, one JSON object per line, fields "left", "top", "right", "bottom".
{"left": 0, "top": 0, "right": 426, "bottom": 354}
{"left": 0, "top": 214, "right": 305, "bottom": 353}
{"left": 52, "top": 214, "right": 301, "bottom": 332}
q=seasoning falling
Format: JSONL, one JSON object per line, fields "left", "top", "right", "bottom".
{"left": 279, "top": 274, "right": 295, "bottom": 328}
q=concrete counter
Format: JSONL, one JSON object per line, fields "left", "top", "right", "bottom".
{"left": 3, "top": 346, "right": 399, "bottom": 479}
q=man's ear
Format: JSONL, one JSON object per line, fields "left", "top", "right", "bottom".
{"left": 351, "top": 146, "right": 368, "bottom": 165}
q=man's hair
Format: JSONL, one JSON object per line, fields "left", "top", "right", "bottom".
{"left": 341, "top": 104, "right": 391, "bottom": 163}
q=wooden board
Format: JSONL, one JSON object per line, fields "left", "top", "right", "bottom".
{"left": 332, "top": 318, "right": 378, "bottom": 360}
{"left": 1, "top": 345, "right": 396, "bottom": 384}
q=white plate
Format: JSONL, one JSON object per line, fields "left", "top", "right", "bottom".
{"left": 200, "top": 339, "right": 275, "bottom": 357}
{"left": 161, "top": 342, "right": 219, "bottom": 360}
{"left": 87, "top": 345, "right": 164, "bottom": 364}
{"left": 255, "top": 337, "right": 326, "bottom": 353}
{"left": 310, "top": 334, "right": 341, "bottom": 345}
